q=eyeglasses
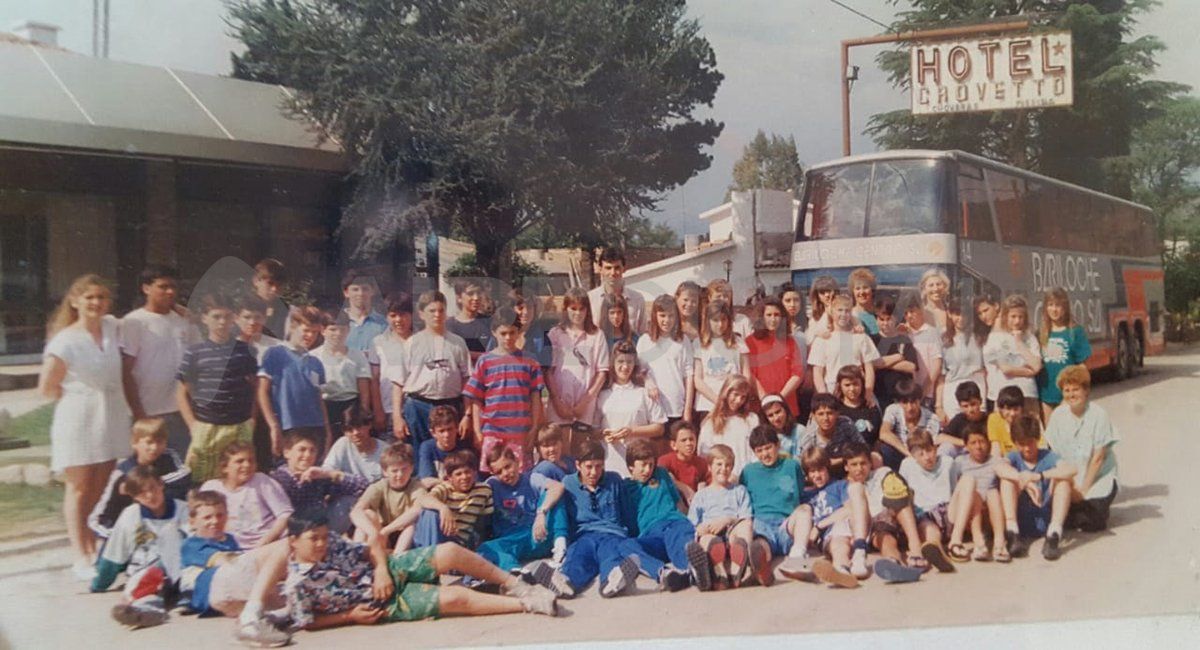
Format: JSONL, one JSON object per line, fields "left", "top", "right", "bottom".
{"left": 424, "top": 358, "right": 451, "bottom": 371}
{"left": 572, "top": 347, "right": 589, "bottom": 367}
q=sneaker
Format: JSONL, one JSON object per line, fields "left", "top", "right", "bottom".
{"left": 685, "top": 542, "right": 713, "bottom": 592}
{"left": 1008, "top": 532, "right": 1031, "bottom": 558}
{"left": 778, "top": 556, "right": 816, "bottom": 582}
{"left": 873, "top": 558, "right": 923, "bottom": 584}
{"left": 517, "top": 586, "right": 559, "bottom": 617}
{"left": 850, "top": 548, "right": 870, "bottom": 579}
{"left": 728, "top": 539, "right": 749, "bottom": 586}
{"left": 748, "top": 538, "right": 775, "bottom": 587}
{"left": 235, "top": 617, "right": 293, "bottom": 648}
{"left": 264, "top": 610, "right": 300, "bottom": 634}
{"left": 1043, "top": 533, "right": 1062, "bottom": 561}
{"left": 811, "top": 558, "right": 859, "bottom": 589}
{"left": 111, "top": 603, "right": 168, "bottom": 629}
{"left": 659, "top": 566, "right": 690, "bottom": 593}
{"left": 551, "top": 537, "right": 568, "bottom": 566}
{"left": 527, "top": 560, "right": 576, "bottom": 599}
{"left": 600, "top": 557, "right": 639, "bottom": 598}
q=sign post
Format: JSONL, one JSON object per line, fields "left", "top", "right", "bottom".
{"left": 840, "top": 20, "right": 1039, "bottom": 156}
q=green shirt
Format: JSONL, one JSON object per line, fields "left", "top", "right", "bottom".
{"left": 740, "top": 457, "right": 804, "bottom": 519}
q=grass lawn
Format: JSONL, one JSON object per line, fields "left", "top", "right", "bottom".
{"left": 0, "top": 483, "right": 64, "bottom": 539}
{"left": 4, "top": 403, "right": 53, "bottom": 447}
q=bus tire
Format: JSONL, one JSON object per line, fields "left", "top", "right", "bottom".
{"left": 1134, "top": 323, "right": 1146, "bottom": 368}
{"left": 1115, "top": 327, "right": 1134, "bottom": 381}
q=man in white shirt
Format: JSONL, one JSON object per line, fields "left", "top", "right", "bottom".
{"left": 120, "top": 266, "right": 201, "bottom": 455}
{"left": 588, "top": 248, "right": 647, "bottom": 335}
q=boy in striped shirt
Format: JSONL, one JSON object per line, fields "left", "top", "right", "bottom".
{"left": 463, "top": 307, "right": 546, "bottom": 474}
{"left": 413, "top": 449, "right": 494, "bottom": 550}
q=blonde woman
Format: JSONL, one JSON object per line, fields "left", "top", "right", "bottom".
{"left": 38, "top": 275, "right": 132, "bottom": 579}
{"left": 919, "top": 268, "right": 951, "bottom": 332}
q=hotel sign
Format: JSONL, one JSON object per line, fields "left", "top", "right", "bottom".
{"left": 911, "top": 31, "right": 1072, "bottom": 115}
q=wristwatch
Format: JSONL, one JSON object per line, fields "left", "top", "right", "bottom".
{"left": 537, "top": 506, "right": 549, "bottom": 516}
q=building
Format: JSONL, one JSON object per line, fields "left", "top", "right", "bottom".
{"left": 0, "top": 30, "right": 356, "bottom": 363}
{"left": 623, "top": 189, "right": 799, "bottom": 303}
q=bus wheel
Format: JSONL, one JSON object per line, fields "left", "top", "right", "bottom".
{"left": 1134, "top": 328, "right": 1146, "bottom": 368}
{"left": 1115, "top": 328, "right": 1134, "bottom": 380}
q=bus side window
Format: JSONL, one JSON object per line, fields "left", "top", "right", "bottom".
{"left": 957, "top": 164, "right": 994, "bottom": 241}
{"left": 987, "top": 170, "right": 1027, "bottom": 246}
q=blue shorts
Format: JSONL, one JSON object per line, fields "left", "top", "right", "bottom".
{"left": 752, "top": 516, "right": 793, "bottom": 557}
{"left": 1016, "top": 492, "right": 1052, "bottom": 539}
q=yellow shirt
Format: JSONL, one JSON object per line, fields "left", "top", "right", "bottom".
{"left": 987, "top": 412, "right": 1046, "bottom": 455}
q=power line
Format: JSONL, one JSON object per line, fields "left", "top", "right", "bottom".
{"left": 825, "top": 0, "right": 892, "bottom": 31}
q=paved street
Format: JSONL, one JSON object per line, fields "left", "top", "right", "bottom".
{"left": 1, "top": 346, "right": 1198, "bottom": 648}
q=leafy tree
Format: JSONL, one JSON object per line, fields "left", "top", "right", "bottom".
{"left": 228, "top": 0, "right": 722, "bottom": 279}
{"left": 1131, "top": 96, "right": 1200, "bottom": 245}
{"left": 445, "top": 251, "right": 546, "bottom": 289}
{"left": 728, "top": 130, "right": 804, "bottom": 197}
{"left": 867, "top": 0, "right": 1186, "bottom": 198}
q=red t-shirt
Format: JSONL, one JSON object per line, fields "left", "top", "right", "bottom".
{"left": 657, "top": 452, "right": 711, "bottom": 491}
{"left": 746, "top": 334, "right": 805, "bottom": 415}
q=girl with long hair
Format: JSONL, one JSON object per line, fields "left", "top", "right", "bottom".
{"left": 595, "top": 341, "right": 667, "bottom": 475}
{"left": 698, "top": 375, "right": 758, "bottom": 479}
{"left": 638, "top": 295, "right": 695, "bottom": 426}
{"left": 746, "top": 296, "right": 804, "bottom": 416}
{"left": 675, "top": 281, "right": 704, "bottom": 344}
{"left": 936, "top": 299, "right": 986, "bottom": 424}
{"left": 547, "top": 287, "right": 609, "bottom": 426}
{"left": 1036, "top": 288, "right": 1092, "bottom": 422}
{"left": 38, "top": 274, "right": 132, "bottom": 578}
{"left": 693, "top": 300, "right": 750, "bottom": 422}
{"left": 919, "top": 268, "right": 951, "bottom": 332}
{"left": 982, "top": 294, "right": 1043, "bottom": 413}
{"left": 805, "top": 275, "right": 839, "bottom": 344}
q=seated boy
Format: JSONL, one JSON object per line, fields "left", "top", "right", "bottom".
{"left": 798, "top": 393, "right": 867, "bottom": 477}
{"left": 988, "top": 385, "right": 1028, "bottom": 457}
{"left": 946, "top": 423, "right": 1007, "bottom": 562}
{"left": 478, "top": 446, "right": 569, "bottom": 572}
{"left": 282, "top": 510, "right": 558, "bottom": 631}
{"left": 687, "top": 444, "right": 754, "bottom": 591}
{"left": 351, "top": 444, "right": 426, "bottom": 554}
{"left": 413, "top": 449, "right": 493, "bottom": 550}
{"left": 531, "top": 424, "right": 576, "bottom": 482}
{"left": 939, "top": 381, "right": 986, "bottom": 458}
{"left": 898, "top": 428, "right": 958, "bottom": 572}
{"left": 528, "top": 440, "right": 668, "bottom": 599}
{"left": 788, "top": 447, "right": 870, "bottom": 587}
{"left": 92, "top": 467, "right": 190, "bottom": 629}
{"left": 323, "top": 402, "right": 390, "bottom": 482}
{"left": 269, "top": 431, "right": 369, "bottom": 534}
{"left": 740, "top": 425, "right": 807, "bottom": 587}
{"left": 656, "top": 421, "right": 710, "bottom": 504}
{"left": 879, "top": 378, "right": 942, "bottom": 471}
{"left": 90, "top": 418, "right": 191, "bottom": 539}
{"left": 622, "top": 439, "right": 695, "bottom": 592}
{"left": 995, "top": 414, "right": 1076, "bottom": 560}
{"left": 417, "top": 405, "right": 472, "bottom": 488}
{"left": 841, "top": 444, "right": 926, "bottom": 583}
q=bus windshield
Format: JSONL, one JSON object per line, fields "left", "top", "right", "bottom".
{"left": 799, "top": 158, "right": 949, "bottom": 241}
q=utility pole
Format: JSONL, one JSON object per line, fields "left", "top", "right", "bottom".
{"left": 840, "top": 19, "right": 1032, "bottom": 156}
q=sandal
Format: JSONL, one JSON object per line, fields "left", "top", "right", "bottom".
{"left": 922, "top": 541, "right": 957, "bottom": 573}
{"left": 905, "top": 554, "right": 930, "bottom": 572}
{"left": 994, "top": 545, "right": 1012, "bottom": 563}
{"left": 946, "top": 542, "right": 971, "bottom": 563}
{"left": 972, "top": 546, "right": 992, "bottom": 562}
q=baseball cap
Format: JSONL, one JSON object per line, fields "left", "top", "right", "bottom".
{"left": 881, "top": 471, "right": 913, "bottom": 510}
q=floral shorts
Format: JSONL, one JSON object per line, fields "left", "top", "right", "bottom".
{"left": 385, "top": 545, "right": 440, "bottom": 622}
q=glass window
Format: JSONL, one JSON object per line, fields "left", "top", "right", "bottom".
{"left": 867, "top": 159, "right": 946, "bottom": 236}
{"left": 956, "top": 164, "right": 995, "bottom": 241}
{"left": 987, "top": 170, "right": 1028, "bottom": 245}
{"left": 804, "top": 163, "right": 871, "bottom": 240}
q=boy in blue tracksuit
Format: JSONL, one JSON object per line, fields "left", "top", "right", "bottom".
{"left": 525, "top": 440, "right": 676, "bottom": 599}
{"left": 478, "top": 446, "right": 570, "bottom": 571}
{"left": 622, "top": 439, "right": 699, "bottom": 590}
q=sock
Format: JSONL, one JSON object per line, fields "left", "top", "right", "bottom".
{"left": 851, "top": 538, "right": 869, "bottom": 552}
{"left": 1006, "top": 521, "right": 1019, "bottom": 535}
{"left": 239, "top": 600, "right": 263, "bottom": 626}
{"left": 1047, "top": 523, "right": 1063, "bottom": 538}
{"left": 552, "top": 537, "right": 567, "bottom": 562}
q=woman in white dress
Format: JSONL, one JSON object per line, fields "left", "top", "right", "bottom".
{"left": 38, "top": 274, "right": 132, "bottom": 577}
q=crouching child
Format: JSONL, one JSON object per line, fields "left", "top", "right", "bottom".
{"left": 477, "top": 446, "right": 570, "bottom": 573}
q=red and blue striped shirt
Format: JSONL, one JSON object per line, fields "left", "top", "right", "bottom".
{"left": 462, "top": 350, "right": 544, "bottom": 439}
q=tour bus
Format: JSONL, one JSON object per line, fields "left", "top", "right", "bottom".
{"left": 791, "top": 149, "right": 1164, "bottom": 379}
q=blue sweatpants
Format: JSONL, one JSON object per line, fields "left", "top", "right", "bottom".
{"left": 637, "top": 518, "right": 695, "bottom": 569}
{"left": 413, "top": 509, "right": 455, "bottom": 548}
{"left": 477, "top": 501, "right": 570, "bottom": 572}
{"left": 560, "top": 531, "right": 665, "bottom": 592}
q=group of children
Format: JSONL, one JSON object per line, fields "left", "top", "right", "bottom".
{"left": 58, "top": 251, "right": 1120, "bottom": 646}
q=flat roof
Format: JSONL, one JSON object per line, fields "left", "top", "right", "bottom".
{"left": 0, "top": 38, "right": 348, "bottom": 172}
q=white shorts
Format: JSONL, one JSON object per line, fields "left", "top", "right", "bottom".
{"left": 208, "top": 553, "right": 259, "bottom": 613}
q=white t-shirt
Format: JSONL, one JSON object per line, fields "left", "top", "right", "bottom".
{"left": 699, "top": 413, "right": 759, "bottom": 480}
{"left": 120, "top": 308, "right": 201, "bottom": 416}
{"left": 982, "top": 330, "right": 1042, "bottom": 400}
{"left": 907, "top": 323, "right": 943, "bottom": 396}
{"left": 589, "top": 286, "right": 648, "bottom": 335}
{"left": 311, "top": 344, "right": 372, "bottom": 401}
{"left": 394, "top": 329, "right": 471, "bottom": 400}
{"left": 372, "top": 331, "right": 409, "bottom": 414}
{"left": 808, "top": 330, "right": 881, "bottom": 392}
{"left": 323, "top": 437, "right": 390, "bottom": 482}
{"left": 732, "top": 313, "right": 754, "bottom": 341}
{"left": 246, "top": 334, "right": 282, "bottom": 364}
{"left": 596, "top": 382, "right": 668, "bottom": 476}
{"left": 636, "top": 334, "right": 693, "bottom": 418}
{"left": 899, "top": 456, "right": 959, "bottom": 513}
{"left": 694, "top": 336, "right": 749, "bottom": 412}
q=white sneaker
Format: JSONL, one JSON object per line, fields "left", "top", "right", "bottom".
{"left": 71, "top": 560, "right": 96, "bottom": 582}
{"left": 517, "top": 586, "right": 559, "bottom": 616}
{"left": 235, "top": 617, "right": 292, "bottom": 648}
{"left": 551, "top": 537, "right": 567, "bottom": 566}
{"left": 600, "top": 557, "right": 638, "bottom": 598}
{"left": 850, "top": 548, "right": 870, "bottom": 579}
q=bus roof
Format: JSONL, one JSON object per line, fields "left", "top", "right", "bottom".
{"left": 808, "top": 149, "right": 1152, "bottom": 213}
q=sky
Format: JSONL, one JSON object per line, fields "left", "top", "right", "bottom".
{"left": 3, "top": 0, "right": 1198, "bottom": 236}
